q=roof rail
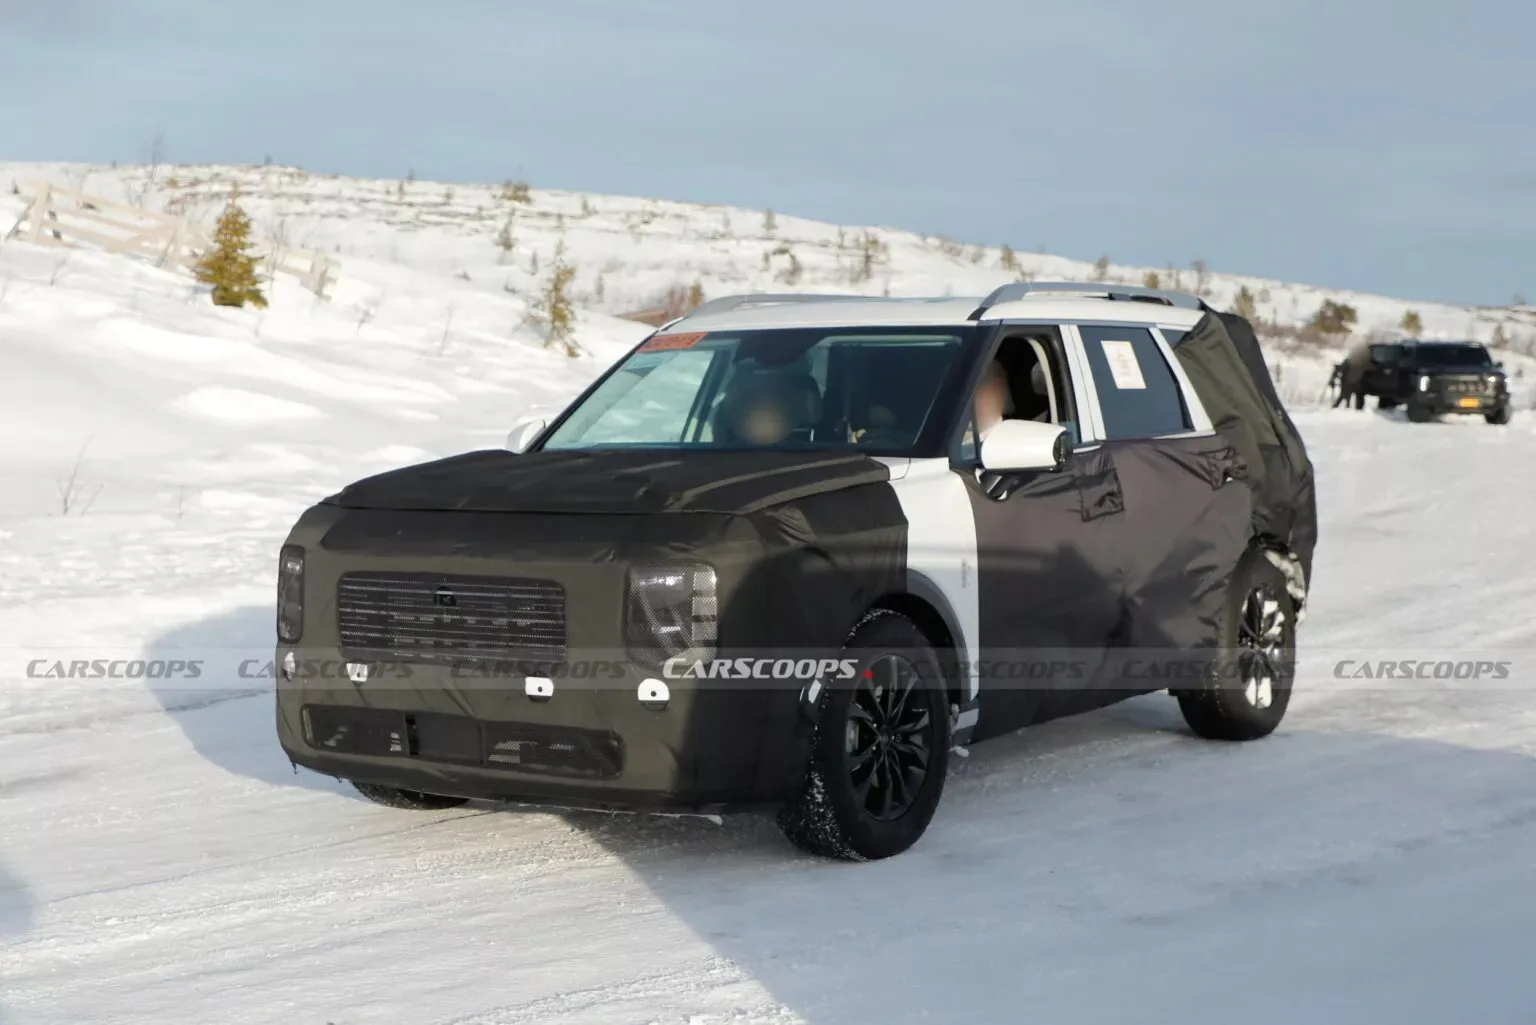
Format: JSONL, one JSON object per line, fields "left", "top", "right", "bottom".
{"left": 970, "top": 281, "right": 1209, "bottom": 317}
{"left": 680, "top": 292, "right": 882, "bottom": 319}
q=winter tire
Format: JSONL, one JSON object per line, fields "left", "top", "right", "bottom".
{"left": 1486, "top": 406, "right": 1511, "bottom": 425}
{"left": 777, "top": 611, "right": 951, "bottom": 861}
{"left": 1377, "top": 396, "right": 1397, "bottom": 410}
{"left": 1406, "top": 403, "right": 1433, "bottom": 423}
{"left": 1176, "top": 547, "right": 1296, "bottom": 742}
{"left": 351, "top": 781, "right": 470, "bottom": 810}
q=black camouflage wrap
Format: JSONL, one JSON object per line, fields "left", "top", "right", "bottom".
{"left": 962, "top": 435, "right": 1251, "bottom": 742}
{"left": 273, "top": 315, "right": 1315, "bottom": 811}
{"left": 277, "top": 449, "right": 908, "bottom": 811}
{"left": 1173, "top": 312, "right": 1318, "bottom": 589}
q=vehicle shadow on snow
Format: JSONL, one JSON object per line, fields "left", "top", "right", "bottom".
{"left": 0, "top": 859, "right": 32, "bottom": 1025}
{"left": 141, "top": 607, "right": 1536, "bottom": 1024}
{"left": 559, "top": 701, "right": 1536, "bottom": 1025}
{"left": 141, "top": 606, "right": 359, "bottom": 798}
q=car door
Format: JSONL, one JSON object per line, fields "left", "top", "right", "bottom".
{"left": 1071, "top": 322, "right": 1252, "bottom": 697}
{"left": 957, "top": 328, "right": 1136, "bottom": 741}
{"left": 1363, "top": 342, "right": 1406, "bottom": 397}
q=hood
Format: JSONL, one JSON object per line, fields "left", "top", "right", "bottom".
{"left": 1418, "top": 364, "right": 1502, "bottom": 376}
{"left": 321, "top": 448, "right": 896, "bottom": 516}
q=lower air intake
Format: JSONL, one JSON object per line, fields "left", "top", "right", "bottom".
{"left": 300, "top": 705, "right": 624, "bottom": 781}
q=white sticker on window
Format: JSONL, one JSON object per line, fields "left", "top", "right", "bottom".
{"left": 1100, "top": 340, "right": 1147, "bottom": 390}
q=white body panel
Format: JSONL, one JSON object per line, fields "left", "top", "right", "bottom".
{"left": 884, "top": 457, "right": 981, "bottom": 724}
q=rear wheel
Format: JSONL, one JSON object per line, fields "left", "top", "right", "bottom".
{"left": 778, "top": 611, "right": 950, "bottom": 861}
{"left": 1176, "top": 549, "right": 1296, "bottom": 742}
{"left": 1377, "top": 396, "right": 1398, "bottom": 410}
{"left": 351, "top": 781, "right": 469, "bottom": 810}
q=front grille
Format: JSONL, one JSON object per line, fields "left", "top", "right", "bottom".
{"left": 337, "top": 571, "right": 565, "bottom": 664}
{"left": 1441, "top": 376, "right": 1490, "bottom": 395}
{"left": 301, "top": 705, "right": 624, "bottom": 780}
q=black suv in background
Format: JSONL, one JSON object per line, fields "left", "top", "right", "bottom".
{"left": 1361, "top": 340, "right": 1512, "bottom": 424}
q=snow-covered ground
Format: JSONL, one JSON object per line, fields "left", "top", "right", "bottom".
{"left": 3, "top": 164, "right": 1536, "bottom": 1024}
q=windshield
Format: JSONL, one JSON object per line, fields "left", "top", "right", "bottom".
{"left": 541, "top": 326, "right": 976, "bottom": 454}
{"left": 1416, "top": 344, "right": 1492, "bottom": 367}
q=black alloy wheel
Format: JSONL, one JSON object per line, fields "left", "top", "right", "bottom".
{"left": 845, "top": 654, "right": 935, "bottom": 822}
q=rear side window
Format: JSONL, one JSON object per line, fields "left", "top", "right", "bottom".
{"left": 1079, "top": 325, "right": 1192, "bottom": 440}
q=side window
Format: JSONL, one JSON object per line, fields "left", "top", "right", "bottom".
{"left": 1079, "top": 325, "right": 1192, "bottom": 440}
{"left": 955, "top": 333, "right": 1080, "bottom": 461}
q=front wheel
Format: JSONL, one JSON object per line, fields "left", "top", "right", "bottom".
{"left": 351, "top": 781, "right": 469, "bottom": 810}
{"left": 1406, "top": 403, "right": 1434, "bottom": 423}
{"left": 1486, "top": 405, "right": 1512, "bottom": 425}
{"left": 1176, "top": 548, "right": 1297, "bottom": 742}
{"left": 777, "top": 611, "right": 951, "bottom": 861}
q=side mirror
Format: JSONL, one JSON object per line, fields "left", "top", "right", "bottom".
{"left": 504, "top": 416, "right": 547, "bottom": 454}
{"left": 979, "top": 419, "right": 1072, "bottom": 473}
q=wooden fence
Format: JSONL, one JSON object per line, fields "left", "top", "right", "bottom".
{"left": 3, "top": 182, "right": 335, "bottom": 297}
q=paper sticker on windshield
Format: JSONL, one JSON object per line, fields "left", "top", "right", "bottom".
{"left": 1100, "top": 340, "right": 1147, "bottom": 390}
{"left": 640, "top": 332, "right": 707, "bottom": 352}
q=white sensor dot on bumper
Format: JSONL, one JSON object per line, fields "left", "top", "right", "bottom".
{"left": 639, "top": 678, "right": 670, "bottom": 710}
{"left": 525, "top": 676, "right": 554, "bottom": 701}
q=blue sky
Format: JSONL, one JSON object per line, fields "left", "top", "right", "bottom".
{"left": 0, "top": 0, "right": 1531, "bottom": 306}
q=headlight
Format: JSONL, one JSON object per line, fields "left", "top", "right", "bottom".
{"left": 1418, "top": 374, "right": 1431, "bottom": 392}
{"left": 625, "top": 563, "right": 717, "bottom": 666}
{"left": 277, "top": 544, "right": 305, "bottom": 643}
{"left": 1488, "top": 374, "right": 1501, "bottom": 385}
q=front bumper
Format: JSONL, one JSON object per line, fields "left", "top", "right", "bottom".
{"left": 1412, "top": 382, "right": 1508, "bottom": 415}
{"left": 275, "top": 648, "right": 817, "bottom": 813}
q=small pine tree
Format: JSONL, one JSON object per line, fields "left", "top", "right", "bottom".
{"left": 1310, "top": 299, "right": 1357, "bottom": 336}
{"left": 689, "top": 278, "right": 705, "bottom": 309}
{"left": 1232, "top": 285, "right": 1258, "bottom": 321}
{"left": 194, "top": 192, "right": 267, "bottom": 309}
{"left": 1000, "top": 245, "right": 1017, "bottom": 271}
{"left": 763, "top": 209, "right": 777, "bottom": 234}
{"left": 1093, "top": 255, "right": 1110, "bottom": 282}
{"left": 1400, "top": 310, "right": 1423, "bottom": 335}
{"left": 495, "top": 215, "right": 515, "bottom": 263}
{"left": 503, "top": 180, "right": 532, "bottom": 204}
{"left": 852, "top": 231, "right": 890, "bottom": 283}
{"left": 1191, "top": 259, "right": 1209, "bottom": 297}
{"left": 1142, "top": 270, "right": 1161, "bottom": 289}
{"left": 533, "top": 242, "right": 578, "bottom": 356}
{"left": 1491, "top": 324, "right": 1509, "bottom": 349}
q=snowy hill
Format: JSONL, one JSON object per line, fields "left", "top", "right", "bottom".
{"left": 8, "top": 159, "right": 1535, "bottom": 413}
{"left": 3, "top": 161, "right": 1536, "bottom": 1024}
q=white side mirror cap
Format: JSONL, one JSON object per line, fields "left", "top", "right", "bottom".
{"left": 979, "top": 419, "right": 1071, "bottom": 473}
{"left": 505, "top": 417, "right": 547, "bottom": 454}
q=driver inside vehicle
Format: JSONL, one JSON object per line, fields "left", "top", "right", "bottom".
{"left": 715, "top": 370, "right": 822, "bottom": 446}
